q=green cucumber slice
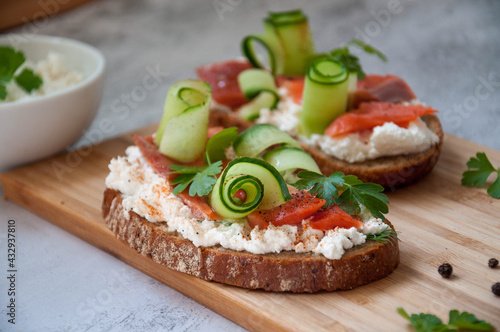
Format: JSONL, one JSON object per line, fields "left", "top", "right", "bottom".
{"left": 299, "top": 59, "right": 349, "bottom": 137}
{"left": 237, "top": 68, "right": 278, "bottom": 100}
{"left": 241, "top": 10, "right": 314, "bottom": 76}
{"left": 237, "top": 91, "right": 277, "bottom": 121}
{"left": 155, "top": 80, "right": 211, "bottom": 146}
{"left": 155, "top": 79, "right": 211, "bottom": 162}
{"left": 204, "top": 127, "right": 239, "bottom": 164}
{"left": 233, "top": 124, "right": 300, "bottom": 158}
{"left": 210, "top": 157, "right": 291, "bottom": 219}
{"left": 159, "top": 102, "right": 210, "bottom": 163}
{"left": 262, "top": 147, "right": 321, "bottom": 182}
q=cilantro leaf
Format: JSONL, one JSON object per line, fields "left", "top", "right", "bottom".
{"left": 448, "top": 310, "right": 494, "bottom": 331}
{"left": 294, "top": 171, "right": 389, "bottom": 218}
{"left": 462, "top": 152, "right": 500, "bottom": 199}
{"left": 14, "top": 68, "right": 43, "bottom": 93}
{"left": 204, "top": 127, "right": 239, "bottom": 164}
{"left": 0, "top": 83, "right": 6, "bottom": 100}
{"left": 0, "top": 46, "right": 25, "bottom": 79}
{"left": 170, "top": 161, "right": 222, "bottom": 197}
{"left": 398, "top": 308, "right": 494, "bottom": 332}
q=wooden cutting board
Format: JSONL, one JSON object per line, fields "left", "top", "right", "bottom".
{"left": 1, "top": 126, "right": 499, "bottom": 331}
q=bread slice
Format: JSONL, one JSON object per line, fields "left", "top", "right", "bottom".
{"left": 208, "top": 108, "right": 443, "bottom": 189}
{"left": 103, "top": 188, "right": 400, "bottom": 293}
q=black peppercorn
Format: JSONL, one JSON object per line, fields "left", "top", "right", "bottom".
{"left": 492, "top": 283, "right": 500, "bottom": 296}
{"left": 438, "top": 263, "right": 453, "bottom": 278}
{"left": 488, "top": 258, "right": 499, "bottom": 268}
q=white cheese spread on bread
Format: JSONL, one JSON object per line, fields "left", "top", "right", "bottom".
{"left": 105, "top": 146, "right": 388, "bottom": 260}
{"left": 256, "top": 88, "right": 440, "bottom": 163}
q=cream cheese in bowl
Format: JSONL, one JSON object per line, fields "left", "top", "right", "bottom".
{"left": 0, "top": 35, "right": 105, "bottom": 172}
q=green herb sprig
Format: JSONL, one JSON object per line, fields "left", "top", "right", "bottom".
{"left": 397, "top": 308, "right": 494, "bottom": 332}
{"left": 0, "top": 46, "right": 43, "bottom": 100}
{"left": 329, "top": 39, "right": 387, "bottom": 79}
{"left": 366, "top": 226, "right": 399, "bottom": 245}
{"left": 294, "top": 171, "right": 389, "bottom": 219}
{"left": 170, "top": 161, "right": 222, "bottom": 197}
{"left": 461, "top": 152, "right": 500, "bottom": 199}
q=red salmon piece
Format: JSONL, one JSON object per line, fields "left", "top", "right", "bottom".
{"left": 325, "top": 102, "right": 438, "bottom": 137}
{"left": 196, "top": 60, "right": 253, "bottom": 108}
{"left": 353, "top": 74, "right": 416, "bottom": 109}
{"left": 280, "top": 77, "right": 305, "bottom": 105}
{"left": 133, "top": 135, "right": 222, "bottom": 220}
{"left": 309, "top": 205, "right": 364, "bottom": 231}
{"left": 207, "top": 126, "right": 224, "bottom": 139}
{"left": 247, "top": 192, "right": 325, "bottom": 229}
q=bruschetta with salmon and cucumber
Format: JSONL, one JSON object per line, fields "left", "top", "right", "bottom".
{"left": 103, "top": 78, "right": 399, "bottom": 293}
{"left": 198, "top": 9, "right": 443, "bottom": 189}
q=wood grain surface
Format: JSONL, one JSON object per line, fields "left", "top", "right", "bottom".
{"left": 1, "top": 126, "right": 499, "bottom": 331}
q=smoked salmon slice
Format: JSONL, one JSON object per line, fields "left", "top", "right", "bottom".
{"left": 133, "top": 135, "right": 222, "bottom": 220}
{"left": 325, "top": 102, "right": 437, "bottom": 137}
{"left": 196, "top": 60, "right": 253, "bottom": 108}
{"left": 308, "top": 205, "right": 364, "bottom": 231}
{"left": 352, "top": 74, "right": 416, "bottom": 109}
{"left": 247, "top": 192, "right": 325, "bottom": 229}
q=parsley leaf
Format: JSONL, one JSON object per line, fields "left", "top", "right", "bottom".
{"left": 204, "top": 127, "right": 239, "bottom": 164}
{"left": 348, "top": 39, "right": 388, "bottom": 63}
{"left": 366, "top": 226, "right": 399, "bottom": 245}
{"left": 0, "top": 83, "right": 6, "bottom": 100}
{"left": 461, "top": 152, "right": 500, "bottom": 199}
{"left": 397, "top": 308, "right": 494, "bottom": 332}
{"left": 15, "top": 68, "right": 43, "bottom": 92}
{"left": 294, "top": 171, "right": 389, "bottom": 219}
{"left": 447, "top": 310, "right": 494, "bottom": 331}
{"left": 0, "top": 46, "right": 25, "bottom": 79}
{"left": 294, "top": 171, "right": 343, "bottom": 207}
{"left": 0, "top": 46, "right": 43, "bottom": 100}
{"left": 170, "top": 161, "right": 222, "bottom": 197}
{"left": 328, "top": 39, "right": 387, "bottom": 79}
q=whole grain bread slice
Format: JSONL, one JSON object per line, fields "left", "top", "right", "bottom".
{"left": 208, "top": 108, "right": 443, "bottom": 189}
{"left": 103, "top": 188, "right": 400, "bottom": 293}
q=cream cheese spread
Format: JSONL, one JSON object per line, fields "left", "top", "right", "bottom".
{"left": 1, "top": 52, "right": 83, "bottom": 104}
{"left": 256, "top": 88, "right": 440, "bottom": 163}
{"left": 105, "top": 146, "right": 389, "bottom": 260}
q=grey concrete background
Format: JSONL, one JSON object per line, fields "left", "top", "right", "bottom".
{"left": 0, "top": 0, "right": 499, "bottom": 331}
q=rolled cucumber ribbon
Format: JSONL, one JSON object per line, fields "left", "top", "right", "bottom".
{"left": 242, "top": 10, "right": 315, "bottom": 76}
{"left": 299, "top": 58, "right": 349, "bottom": 137}
{"left": 210, "top": 157, "right": 292, "bottom": 219}
{"left": 155, "top": 80, "right": 211, "bottom": 163}
{"left": 237, "top": 69, "right": 279, "bottom": 121}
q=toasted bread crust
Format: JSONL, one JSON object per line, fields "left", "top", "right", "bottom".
{"left": 208, "top": 108, "right": 443, "bottom": 189}
{"left": 103, "top": 188, "right": 399, "bottom": 293}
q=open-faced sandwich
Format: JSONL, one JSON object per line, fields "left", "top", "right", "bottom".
{"left": 198, "top": 10, "right": 443, "bottom": 189}
{"left": 103, "top": 79, "right": 399, "bottom": 293}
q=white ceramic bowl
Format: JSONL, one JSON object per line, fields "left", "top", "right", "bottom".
{"left": 0, "top": 35, "right": 105, "bottom": 172}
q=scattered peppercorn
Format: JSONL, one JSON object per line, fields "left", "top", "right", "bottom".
{"left": 492, "top": 283, "right": 500, "bottom": 296}
{"left": 438, "top": 263, "right": 453, "bottom": 278}
{"left": 488, "top": 258, "right": 499, "bottom": 268}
